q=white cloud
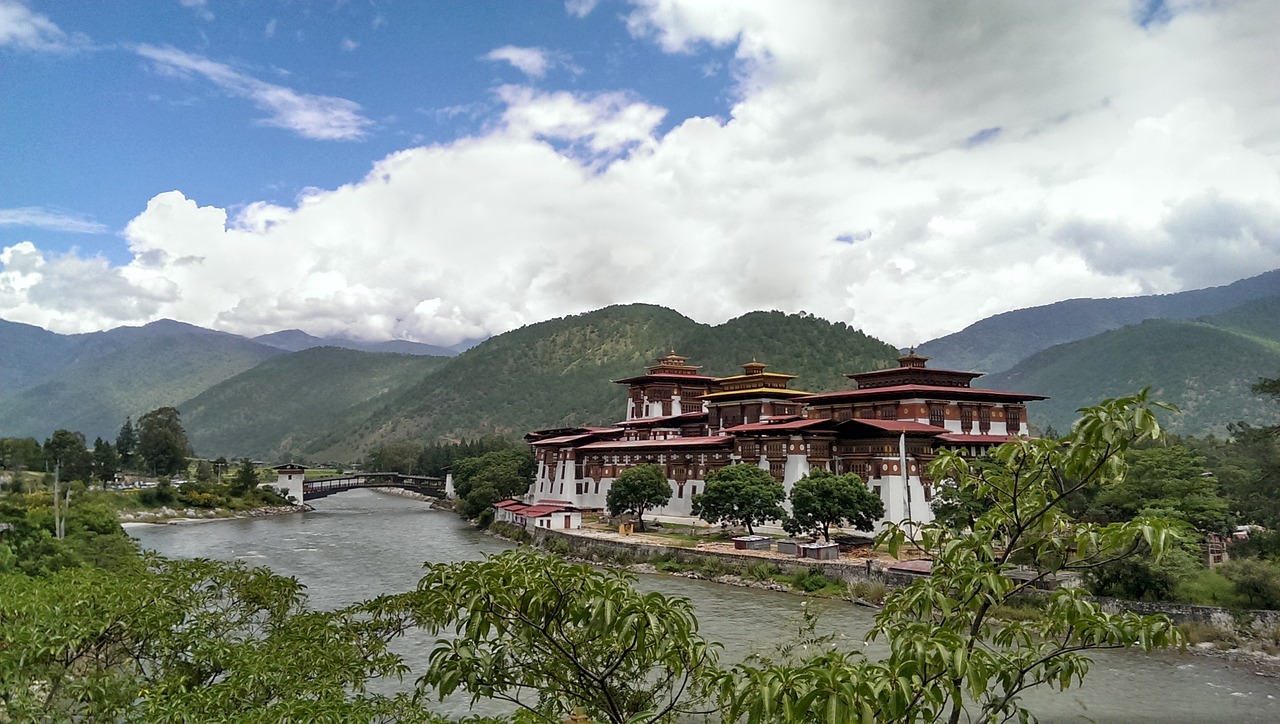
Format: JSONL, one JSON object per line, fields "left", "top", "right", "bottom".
{"left": 177, "top": 0, "right": 213, "bottom": 22}
{"left": 6, "top": 1, "right": 1280, "bottom": 347}
{"left": 265, "top": 18, "right": 277, "bottom": 38}
{"left": 0, "top": 0, "right": 83, "bottom": 51}
{"left": 135, "top": 44, "right": 373, "bottom": 140}
{"left": 0, "top": 207, "right": 106, "bottom": 234}
{"left": 565, "top": 0, "right": 599, "bottom": 19}
{"left": 484, "top": 45, "right": 552, "bottom": 78}
{"left": 340, "top": 37, "right": 359, "bottom": 52}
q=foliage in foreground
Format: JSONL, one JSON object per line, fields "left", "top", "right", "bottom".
{"left": 716, "top": 391, "right": 1185, "bottom": 724}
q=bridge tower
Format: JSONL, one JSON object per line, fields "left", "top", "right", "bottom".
{"left": 269, "top": 463, "right": 307, "bottom": 504}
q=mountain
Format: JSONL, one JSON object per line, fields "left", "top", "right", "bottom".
{"left": 0, "top": 320, "right": 284, "bottom": 442}
{"left": 917, "top": 268, "right": 1280, "bottom": 375}
{"left": 181, "top": 347, "right": 450, "bottom": 460}
{"left": 985, "top": 297, "right": 1280, "bottom": 437}
{"left": 254, "top": 329, "right": 456, "bottom": 357}
{"left": 301, "top": 304, "right": 901, "bottom": 460}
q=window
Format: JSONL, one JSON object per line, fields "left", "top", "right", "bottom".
{"left": 960, "top": 406, "right": 974, "bottom": 432}
{"left": 929, "top": 404, "right": 946, "bottom": 427}
{"left": 1006, "top": 406, "right": 1022, "bottom": 434}
{"left": 979, "top": 406, "right": 991, "bottom": 434}
{"left": 878, "top": 405, "right": 898, "bottom": 420}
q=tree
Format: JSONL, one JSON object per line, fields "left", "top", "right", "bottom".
{"left": 43, "top": 429, "right": 93, "bottom": 484}
{"left": 452, "top": 448, "right": 535, "bottom": 518}
{"left": 136, "top": 407, "right": 191, "bottom": 476}
{"left": 0, "top": 557, "right": 434, "bottom": 722}
{"left": 1218, "top": 557, "right": 1280, "bottom": 609}
{"left": 91, "top": 438, "right": 119, "bottom": 486}
{"left": 692, "top": 463, "right": 786, "bottom": 534}
{"left": 786, "top": 469, "right": 883, "bottom": 541}
{"left": 606, "top": 463, "right": 671, "bottom": 531}
{"left": 116, "top": 417, "right": 137, "bottom": 469}
{"left": 717, "top": 391, "right": 1185, "bottom": 724}
{"left": 229, "top": 458, "right": 260, "bottom": 495}
{"left": 407, "top": 549, "right": 719, "bottom": 724}
{"left": 1086, "top": 445, "right": 1229, "bottom": 533}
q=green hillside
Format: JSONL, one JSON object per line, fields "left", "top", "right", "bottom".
{"left": 304, "top": 305, "right": 901, "bottom": 460}
{"left": 917, "top": 268, "right": 1280, "bottom": 374}
{"left": 0, "top": 322, "right": 282, "bottom": 442}
{"left": 180, "top": 347, "right": 448, "bottom": 459}
{"left": 985, "top": 316, "right": 1280, "bottom": 437}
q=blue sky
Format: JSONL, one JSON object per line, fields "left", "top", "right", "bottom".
{"left": 3, "top": 1, "right": 1279, "bottom": 348}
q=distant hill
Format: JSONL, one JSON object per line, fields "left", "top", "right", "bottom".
{"left": 303, "top": 305, "right": 901, "bottom": 460}
{"left": 985, "top": 297, "right": 1280, "bottom": 437}
{"left": 254, "top": 329, "right": 456, "bottom": 357}
{"left": 0, "top": 318, "right": 78, "bottom": 398}
{"left": 917, "top": 268, "right": 1280, "bottom": 374}
{"left": 0, "top": 320, "right": 283, "bottom": 442}
{"left": 181, "top": 347, "right": 449, "bottom": 459}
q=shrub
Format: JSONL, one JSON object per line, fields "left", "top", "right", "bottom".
{"left": 1219, "top": 558, "right": 1280, "bottom": 609}
{"left": 543, "top": 537, "right": 570, "bottom": 556}
{"left": 792, "top": 566, "right": 831, "bottom": 593}
{"left": 475, "top": 508, "right": 495, "bottom": 530}
{"left": 1172, "top": 568, "right": 1245, "bottom": 607}
{"left": 746, "top": 562, "right": 780, "bottom": 583}
{"left": 846, "top": 579, "right": 889, "bottom": 604}
{"left": 1177, "top": 621, "right": 1235, "bottom": 646}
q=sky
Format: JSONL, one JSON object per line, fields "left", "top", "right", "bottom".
{"left": 2, "top": 0, "right": 1279, "bottom": 348}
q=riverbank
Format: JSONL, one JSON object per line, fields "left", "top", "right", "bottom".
{"left": 119, "top": 504, "right": 310, "bottom": 526}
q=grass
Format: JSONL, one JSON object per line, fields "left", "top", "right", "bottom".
{"left": 846, "top": 579, "right": 890, "bottom": 605}
{"left": 1172, "top": 569, "right": 1248, "bottom": 608}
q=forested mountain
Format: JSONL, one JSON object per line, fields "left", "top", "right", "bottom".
{"left": 0, "top": 320, "right": 283, "bottom": 442}
{"left": 181, "top": 347, "right": 449, "bottom": 459}
{"left": 0, "top": 318, "right": 78, "bottom": 397}
{"left": 917, "top": 268, "right": 1280, "bottom": 374}
{"left": 303, "top": 305, "right": 900, "bottom": 460}
{"left": 254, "top": 329, "right": 457, "bottom": 357}
{"left": 986, "top": 297, "right": 1280, "bottom": 437}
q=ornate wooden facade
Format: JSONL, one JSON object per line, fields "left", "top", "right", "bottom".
{"left": 526, "top": 352, "right": 1047, "bottom": 528}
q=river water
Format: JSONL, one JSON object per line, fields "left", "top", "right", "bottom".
{"left": 129, "top": 491, "right": 1280, "bottom": 723}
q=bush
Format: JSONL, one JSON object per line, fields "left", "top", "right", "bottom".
{"left": 475, "top": 508, "right": 495, "bottom": 530}
{"left": 1172, "top": 569, "right": 1245, "bottom": 607}
{"left": 746, "top": 562, "right": 780, "bottom": 583}
{"left": 1177, "top": 621, "right": 1235, "bottom": 646}
{"left": 1219, "top": 558, "right": 1280, "bottom": 609}
{"left": 543, "top": 537, "right": 570, "bottom": 556}
{"left": 846, "top": 579, "right": 889, "bottom": 604}
{"left": 792, "top": 566, "right": 831, "bottom": 593}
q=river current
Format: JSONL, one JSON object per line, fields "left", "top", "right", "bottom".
{"left": 129, "top": 490, "right": 1280, "bottom": 723}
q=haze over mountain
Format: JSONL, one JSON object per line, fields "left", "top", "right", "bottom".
{"left": 917, "top": 268, "right": 1280, "bottom": 375}
{"left": 253, "top": 329, "right": 458, "bottom": 357}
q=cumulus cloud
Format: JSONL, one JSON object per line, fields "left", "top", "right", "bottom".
{"left": 177, "top": 0, "right": 213, "bottom": 22}
{"left": 484, "top": 45, "right": 553, "bottom": 78}
{"left": 135, "top": 44, "right": 373, "bottom": 140}
{"left": 565, "top": 0, "right": 600, "bottom": 19}
{"left": 0, "top": 0, "right": 84, "bottom": 51}
{"left": 5, "top": 0, "right": 1280, "bottom": 347}
{"left": 0, "top": 207, "right": 106, "bottom": 234}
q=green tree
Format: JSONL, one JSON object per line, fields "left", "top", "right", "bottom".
{"left": 692, "top": 463, "right": 785, "bottom": 534}
{"left": 1218, "top": 557, "right": 1280, "bottom": 609}
{"left": 1086, "top": 444, "right": 1229, "bottom": 533}
{"left": 91, "top": 437, "right": 119, "bottom": 486}
{"left": 606, "top": 463, "right": 671, "bottom": 531}
{"left": 229, "top": 458, "right": 261, "bottom": 495}
{"left": 136, "top": 407, "right": 192, "bottom": 476}
{"left": 116, "top": 416, "right": 137, "bottom": 469}
{"left": 452, "top": 448, "right": 535, "bottom": 518}
{"left": 407, "top": 549, "right": 719, "bottom": 724}
{"left": 786, "top": 469, "right": 883, "bottom": 541}
{"left": 43, "top": 429, "right": 93, "bottom": 484}
{"left": 1084, "top": 538, "right": 1202, "bottom": 601}
{"left": 194, "top": 459, "right": 215, "bottom": 483}
{"left": 0, "top": 437, "right": 43, "bottom": 472}
{"left": 0, "top": 558, "right": 432, "bottom": 722}
{"left": 718, "top": 391, "right": 1185, "bottom": 723}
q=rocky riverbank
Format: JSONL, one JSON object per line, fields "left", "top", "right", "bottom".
{"left": 119, "top": 504, "right": 311, "bottom": 525}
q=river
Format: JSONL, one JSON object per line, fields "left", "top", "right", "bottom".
{"left": 129, "top": 490, "right": 1280, "bottom": 723}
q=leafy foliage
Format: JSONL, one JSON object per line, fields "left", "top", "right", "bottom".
{"left": 606, "top": 463, "right": 671, "bottom": 531}
{"left": 0, "top": 556, "right": 433, "bottom": 723}
{"left": 692, "top": 463, "right": 786, "bottom": 534}
{"left": 137, "top": 407, "right": 192, "bottom": 476}
{"left": 405, "top": 549, "right": 720, "bottom": 724}
{"left": 786, "top": 469, "right": 883, "bottom": 541}
{"left": 452, "top": 448, "right": 535, "bottom": 518}
{"left": 718, "top": 391, "right": 1186, "bottom": 723}
{"left": 1083, "top": 444, "right": 1230, "bottom": 533}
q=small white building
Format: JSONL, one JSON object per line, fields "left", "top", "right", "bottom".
{"left": 493, "top": 499, "right": 582, "bottom": 531}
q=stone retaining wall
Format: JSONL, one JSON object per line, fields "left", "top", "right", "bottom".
{"left": 524, "top": 527, "right": 1280, "bottom": 635}
{"left": 526, "top": 527, "right": 922, "bottom": 588}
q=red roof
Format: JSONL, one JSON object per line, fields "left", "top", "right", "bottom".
{"left": 839, "top": 419, "right": 949, "bottom": 434}
{"left": 578, "top": 435, "right": 734, "bottom": 451}
{"left": 524, "top": 505, "right": 574, "bottom": 517}
{"left": 800, "top": 384, "right": 1047, "bottom": 404}
{"left": 936, "top": 433, "right": 1018, "bottom": 445}
{"left": 494, "top": 499, "right": 528, "bottom": 511}
{"left": 723, "top": 418, "right": 833, "bottom": 433}
{"left": 612, "top": 372, "right": 718, "bottom": 384}
{"left": 617, "top": 411, "right": 707, "bottom": 427}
